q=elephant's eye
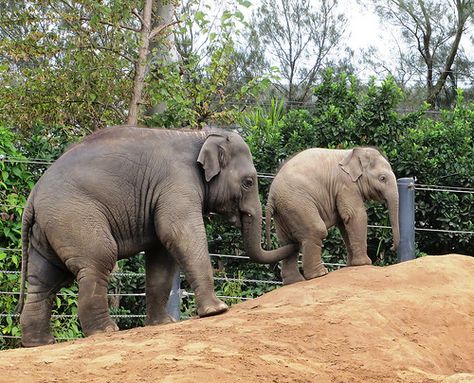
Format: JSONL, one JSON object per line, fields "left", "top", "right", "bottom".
{"left": 242, "top": 178, "right": 254, "bottom": 189}
{"left": 379, "top": 175, "right": 387, "bottom": 182}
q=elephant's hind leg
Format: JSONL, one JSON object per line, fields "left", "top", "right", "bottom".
{"left": 20, "top": 249, "right": 73, "bottom": 347}
{"left": 300, "top": 214, "right": 329, "bottom": 280}
{"left": 301, "top": 239, "right": 328, "bottom": 279}
{"left": 276, "top": 224, "right": 304, "bottom": 285}
{"left": 75, "top": 265, "right": 118, "bottom": 336}
{"left": 278, "top": 204, "right": 328, "bottom": 281}
{"left": 60, "top": 227, "right": 119, "bottom": 337}
{"left": 145, "top": 245, "right": 178, "bottom": 326}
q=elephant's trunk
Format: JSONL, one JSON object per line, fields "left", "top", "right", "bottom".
{"left": 387, "top": 188, "right": 400, "bottom": 252}
{"left": 241, "top": 203, "right": 298, "bottom": 264}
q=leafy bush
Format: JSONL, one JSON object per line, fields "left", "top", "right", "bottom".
{"left": 394, "top": 91, "right": 474, "bottom": 254}
{"left": 0, "top": 127, "right": 33, "bottom": 347}
{"left": 0, "top": 125, "right": 82, "bottom": 348}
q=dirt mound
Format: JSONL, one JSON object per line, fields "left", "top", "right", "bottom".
{"left": 1, "top": 255, "right": 473, "bottom": 383}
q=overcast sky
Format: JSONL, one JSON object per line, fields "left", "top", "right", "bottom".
{"left": 237, "top": 0, "right": 474, "bottom": 83}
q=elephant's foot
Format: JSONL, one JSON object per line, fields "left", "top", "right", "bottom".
{"left": 282, "top": 272, "right": 305, "bottom": 285}
{"left": 83, "top": 320, "right": 119, "bottom": 337}
{"left": 349, "top": 255, "right": 372, "bottom": 267}
{"left": 21, "top": 332, "right": 55, "bottom": 348}
{"left": 197, "top": 298, "right": 228, "bottom": 318}
{"left": 303, "top": 262, "right": 328, "bottom": 280}
{"left": 145, "top": 313, "right": 177, "bottom": 326}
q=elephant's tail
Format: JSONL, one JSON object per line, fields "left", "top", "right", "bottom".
{"left": 16, "top": 196, "right": 34, "bottom": 314}
{"left": 265, "top": 198, "right": 274, "bottom": 250}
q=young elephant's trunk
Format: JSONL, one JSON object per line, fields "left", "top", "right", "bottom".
{"left": 241, "top": 204, "right": 298, "bottom": 264}
{"left": 387, "top": 189, "right": 400, "bottom": 252}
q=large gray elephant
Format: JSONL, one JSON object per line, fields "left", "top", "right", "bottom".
{"left": 18, "top": 126, "right": 297, "bottom": 347}
{"left": 265, "top": 147, "right": 400, "bottom": 285}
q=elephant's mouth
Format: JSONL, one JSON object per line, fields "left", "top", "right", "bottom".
{"left": 372, "top": 189, "right": 385, "bottom": 203}
{"left": 229, "top": 214, "right": 242, "bottom": 228}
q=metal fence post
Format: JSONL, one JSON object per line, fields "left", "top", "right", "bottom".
{"left": 397, "top": 177, "right": 416, "bottom": 262}
{"left": 166, "top": 270, "right": 181, "bottom": 321}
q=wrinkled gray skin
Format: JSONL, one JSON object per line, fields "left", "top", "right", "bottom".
{"left": 266, "top": 147, "right": 400, "bottom": 285}
{"left": 18, "top": 126, "right": 297, "bottom": 347}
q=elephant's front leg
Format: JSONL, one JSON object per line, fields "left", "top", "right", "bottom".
{"left": 145, "top": 245, "right": 179, "bottom": 325}
{"left": 337, "top": 198, "right": 372, "bottom": 266}
{"left": 156, "top": 211, "right": 228, "bottom": 318}
{"left": 337, "top": 223, "right": 354, "bottom": 265}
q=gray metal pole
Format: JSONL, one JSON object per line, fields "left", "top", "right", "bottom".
{"left": 397, "top": 177, "right": 416, "bottom": 262}
{"left": 166, "top": 270, "right": 181, "bottom": 321}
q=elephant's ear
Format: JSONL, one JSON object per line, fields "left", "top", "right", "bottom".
{"left": 339, "top": 148, "right": 372, "bottom": 182}
{"left": 197, "top": 134, "right": 230, "bottom": 182}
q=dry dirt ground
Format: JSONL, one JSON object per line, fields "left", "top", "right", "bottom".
{"left": 1, "top": 254, "right": 473, "bottom": 383}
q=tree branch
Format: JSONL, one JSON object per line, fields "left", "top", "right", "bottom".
{"left": 149, "top": 20, "right": 181, "bottom": 41}
{"left": 79, "top": 17, "right": 141, "bottom": 33}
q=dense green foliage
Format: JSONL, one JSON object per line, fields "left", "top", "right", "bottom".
{"left": 0, "top": 128, "right": 31, "bottom": 348}
{"left": 0, "top": 126, "right": 81, "bottom": 348}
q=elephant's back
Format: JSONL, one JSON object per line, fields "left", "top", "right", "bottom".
{"left": 269, "top": 148, "right": 349, "bottom": 211}
{"left": 30, "top": 126, "right": 205, "bottom": 214}
{"left": 39, "top": 127, "right": 204, "bottom": 183}
{"left": 63, "top": 126, "right": 204, "bottom": 162}
{"left": 275, "top": 148, "right": 348, "bottom": 183}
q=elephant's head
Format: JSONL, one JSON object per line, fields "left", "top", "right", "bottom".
{"left": 339, "top": 147, "right": 400, "bottom": 251}
{"left": 198, "top": 131, "right": 298, "bottom": 263}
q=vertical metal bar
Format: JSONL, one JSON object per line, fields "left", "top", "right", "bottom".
{"left": 397, "top": 177, "right": 416, "bottom": 262}
{"left": 166, "top": 270, "right": 181, "bottom": 321}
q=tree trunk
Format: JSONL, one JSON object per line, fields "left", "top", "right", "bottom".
{"left": 145, "top": 0, "right": 178, "bottom": 117}
{"left": 127, "top": 0, "right": 154, "bottom": 126}
{"left": 425, "top": 2, "right": 468, "bottom": 107}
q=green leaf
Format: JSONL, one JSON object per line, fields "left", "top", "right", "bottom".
{"left": 221, "top": 10, "right": 232, "bottom": 21}
{"left": 195, "top": 10, "right": 205, "bottom": 22}
{"left": 235, "top": 11, "right": 244, "bottom": 21}
{"left": 12, "top": 167, "right": 22, "bottom": 178}
{"left": 238, "top": 0, "right": 252, "bottom": 7}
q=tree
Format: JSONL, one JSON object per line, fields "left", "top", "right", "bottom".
{"left": 370, "top": 0, "right": 474, "bottom": 108}
{"left": 0, "top": 0, "right": 180, "bottom": 133}
{"left": 142, "top": 0, "right": 273, "bottom": 128}
{"left": 0, "top": 1, "right": 138, "bottom": 134}
{"left": 249, "top": 0, "right": 349, "bottom": 106}
{"left": 127, "top": 0, "right": 178, "bottom": 125}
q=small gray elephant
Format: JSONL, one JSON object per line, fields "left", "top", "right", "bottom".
{"left": 18, "top": 126, "right": 297, "bottom": 347}
{"left": 265, "top": 147, "right": 400, "bottom": 285}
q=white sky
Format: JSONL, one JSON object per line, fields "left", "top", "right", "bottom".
{"left": 238, "top": 0, "right": 474, "bottom": 82}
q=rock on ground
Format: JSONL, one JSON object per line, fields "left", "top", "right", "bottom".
{"left": 1, "top": 254, "right": 473, "bottom": 383}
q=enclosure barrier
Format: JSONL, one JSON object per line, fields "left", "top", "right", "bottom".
{"left": 397, "top": 177, "right": 416, "bottom": 262}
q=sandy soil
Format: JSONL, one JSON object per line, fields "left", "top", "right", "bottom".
{"left": 0, "top": 254, "right": 473, "bottom": 383}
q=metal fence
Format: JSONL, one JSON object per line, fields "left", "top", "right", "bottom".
{"left": 1, "top": 157, "right": 473, "bottom": 344}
